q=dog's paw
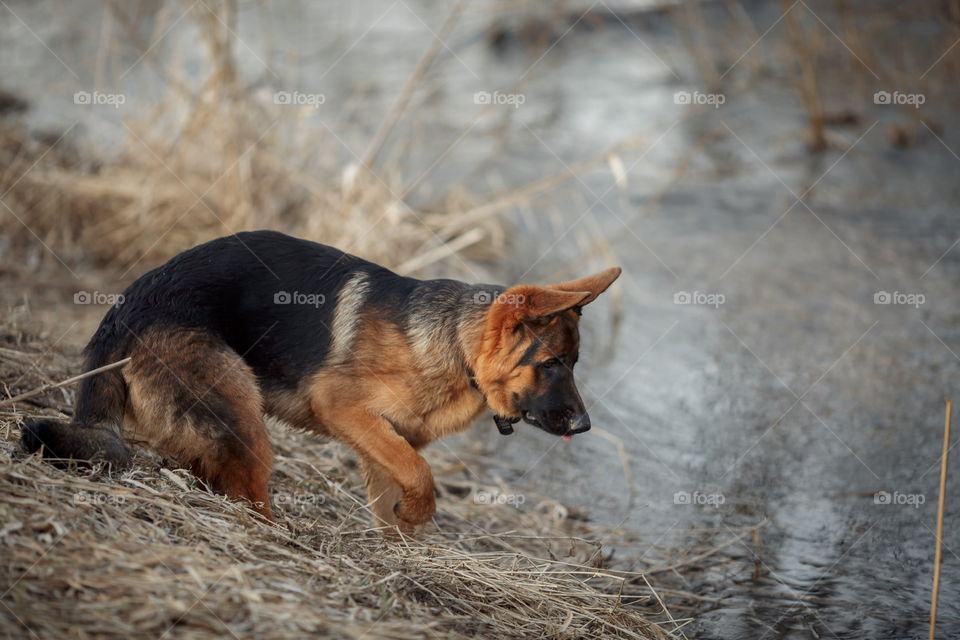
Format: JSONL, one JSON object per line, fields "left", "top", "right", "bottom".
{"left": 394, "top": 486, "right": 436, "bottom": 529}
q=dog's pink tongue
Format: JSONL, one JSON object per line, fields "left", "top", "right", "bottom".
{"left": 562, "top": 435, "right": 573, "bottom": 442}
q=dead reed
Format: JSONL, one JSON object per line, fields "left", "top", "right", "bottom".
{"left": 0, "top": 0, "right": 508, "bottom": 279}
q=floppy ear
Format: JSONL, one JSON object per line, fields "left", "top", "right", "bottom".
{"left": 549, "top": 267, "right": 621, "bottom": 306}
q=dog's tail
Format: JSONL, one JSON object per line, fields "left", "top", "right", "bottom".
{"left": 21, "top": 330, "right": 132, "bottom": 469}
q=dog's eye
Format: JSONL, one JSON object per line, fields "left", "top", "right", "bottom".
{"left": 539, "top": 358, "right": 562, "bottom": 369}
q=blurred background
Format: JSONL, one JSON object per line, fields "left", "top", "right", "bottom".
{"left": 2, "top": 0, "right": 960, "bottom": 637}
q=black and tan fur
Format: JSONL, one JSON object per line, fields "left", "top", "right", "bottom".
{"left": 22, "top": 231, "right": 620, "bottom": 529}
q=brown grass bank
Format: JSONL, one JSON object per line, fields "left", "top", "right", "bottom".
{"left": 0, "top": 317, "right": 678, "bottom": 639}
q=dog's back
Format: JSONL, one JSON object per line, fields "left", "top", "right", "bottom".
{"left": 95, "top": 231, "right": 415, "bottom": 386}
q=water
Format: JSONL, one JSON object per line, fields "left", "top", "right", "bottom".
{"left": 3, "top": 1, "right": 959, "bottom": 637}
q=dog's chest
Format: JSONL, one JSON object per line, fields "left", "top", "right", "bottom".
{"left": 396, "top": 376, "right": 487, "bottom": 445}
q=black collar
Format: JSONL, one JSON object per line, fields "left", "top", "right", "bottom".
{"left": 466, "top": 365, "right": 517, "bottom": 436}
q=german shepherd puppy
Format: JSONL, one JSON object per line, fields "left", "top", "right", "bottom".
{"left": 22, "top": 231, "right": 620, "bottom": 529}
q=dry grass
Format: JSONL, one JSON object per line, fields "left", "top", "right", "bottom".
{"left": 0, "top": 0, "right": 508, "bottom": 279}
{"left": 0, "top": 316, "right": 677, "bottom": 640}
{"left": 0, "top": 96, "right": 502, "bottom": 276}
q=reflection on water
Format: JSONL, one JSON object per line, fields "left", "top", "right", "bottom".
{"left": 3, "top": 1, "right": 959, "bottom": 637}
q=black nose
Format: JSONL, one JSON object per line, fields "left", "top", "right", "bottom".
{"left": 567, "top": 412, "right": 591, "bottom": 434}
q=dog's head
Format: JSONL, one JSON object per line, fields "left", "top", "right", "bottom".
{"left": 473, "top": 267, "right": 621, "bottom": 438}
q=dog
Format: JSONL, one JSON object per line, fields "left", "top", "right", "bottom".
{"left": 22, "top": 231, "right": 620, "bottom": 529}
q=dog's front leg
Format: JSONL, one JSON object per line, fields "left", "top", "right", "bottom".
{"left": 324, "top": 406, "right": 436, "bottom": 531}
{"left": 359, "top": 456, "right": 404, "bottom": 527}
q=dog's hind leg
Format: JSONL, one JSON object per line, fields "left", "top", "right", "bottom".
{"left": 122, "top": 329, "right": 274, "bottom": 520}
